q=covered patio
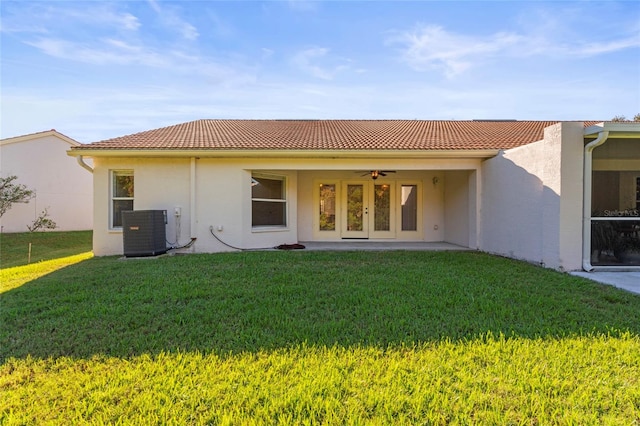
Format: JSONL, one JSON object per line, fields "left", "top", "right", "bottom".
{"left": 299, "top": 241, "right": 470, "bottom": 251}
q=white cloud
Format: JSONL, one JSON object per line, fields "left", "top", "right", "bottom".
{"left": 147, "top": 0, "right": 198, "bottom": 40}
{"left": 389, "top": 23, "right": 640, "bottom": 78}
{"left": 118, "top": 13, "right": 142, "bottom": 31}
{"left": 60, "top": 6, "right": 141, "bottom": 32}
{"left": 291, "top": 47, "right": 350, "bottom": 80}
{"left": 388, "top": 25, "right": 522, "bottom": 78}
{"left": 23, "top": 35, "right": 256, "bottom": 88}
{"left": 0, "top": 3, "right": 141, "bottom": 34}
{"left": 566, "top": 36, "right": 640, "bottom": 57}
{"left": 7, "top": 2, "right": 242, "bottom": 81}
{"left": 0, "top": 21, "right": 49, "bottom": 35}
{"left": 25, "top": 37, "right": 167, "bottom": 67}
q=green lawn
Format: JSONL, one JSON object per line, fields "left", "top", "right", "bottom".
{"left": 0, "top": 230, "right": 92, "bottom": 268}
{"left": 1, "top": 249, "right": 639, "bottom": 424}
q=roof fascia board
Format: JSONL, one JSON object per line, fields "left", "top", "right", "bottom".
{"left": 584, "top": 122, "right": 640, "bottom": 138}
{"left": 67, "top": 148, "right": 501, "bottom": 159}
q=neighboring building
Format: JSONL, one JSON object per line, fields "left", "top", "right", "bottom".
{"left": 1, "top": 130, "right": 93, "bottom": 233}
{"left": 68, "top": 120, "right": 640, "bottom": 271}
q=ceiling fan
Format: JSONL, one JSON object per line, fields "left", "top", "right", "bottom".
{"left": 359, "top": 170, "right": 396, "bottom": 180}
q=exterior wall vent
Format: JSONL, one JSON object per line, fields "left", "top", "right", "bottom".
{"left": 122, "top": 210, "right": 167, "bottom": 257}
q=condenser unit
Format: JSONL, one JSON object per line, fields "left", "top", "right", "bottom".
{"left": 122, "top": 210, "right": 167, "bottom": 257}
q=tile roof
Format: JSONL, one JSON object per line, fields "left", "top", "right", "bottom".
{"left": 70, "top": 119, "right": 598, "bottom": 152}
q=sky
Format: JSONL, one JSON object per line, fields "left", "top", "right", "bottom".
{"left": 1, "top": 0, "right": 639, "bottom": 143}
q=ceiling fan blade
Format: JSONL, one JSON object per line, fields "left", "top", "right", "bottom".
{"left": 355, "top": 170, "right": 396, "bottom": 179}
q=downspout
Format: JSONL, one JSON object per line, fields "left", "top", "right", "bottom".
{"left": 76, "top": 155, "right": 93, "bottom": 173}
{"left": 190, "top": 157, "right": 197, "bottom": 249}
{"left": 582, "top": 131, "right": 609, "bottom": 271}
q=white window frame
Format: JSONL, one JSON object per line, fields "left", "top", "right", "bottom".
{"left": 110, "top": 170, "right": 134, "bottom": 230}
{"left": 251, "top": 173, "right": 288, "bottom": 230}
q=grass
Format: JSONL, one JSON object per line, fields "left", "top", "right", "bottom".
{"left": 1, "top": 249, "right": 640, "bottom": 424}
{"left": 0, "top": 230, "right": 92, "bottom": 268}
{"left": 0, "top": 252, "right": 94, "bottom": 293}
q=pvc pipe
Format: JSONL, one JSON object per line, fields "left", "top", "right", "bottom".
{"left": 582, "top": 130, "right": 609, "bottom": 271}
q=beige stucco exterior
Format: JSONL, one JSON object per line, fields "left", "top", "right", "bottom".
{"left": 480, "top": 122, "right": 585, "bottom": 271}
{"left": 78, "top": 121, "right": 640, "bottom": 272}
{"left": 88, "top": 155, "right": 484, "bottom": 257}
{"left": 1, "top": 131, "right": 93, "bottom": 233}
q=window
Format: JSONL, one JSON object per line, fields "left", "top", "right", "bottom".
{"left": 111, "top": 171, "right": 134, "bottom": 228}
{"left": 401, "top": 184, "right": 418, "bottom": 231}
{"left": 251, "top": 175, "right": 286, "bottom": 227}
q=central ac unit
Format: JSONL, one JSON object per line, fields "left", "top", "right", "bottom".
{"left": 122, "top": 210, "right": 167, "bottom": 257}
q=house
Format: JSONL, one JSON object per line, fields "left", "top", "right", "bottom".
{"left": 1, "top": 130, "right": 93, "bottom": 233}
{"left": 67, "top": 120, "right": 640, "bottom": 271}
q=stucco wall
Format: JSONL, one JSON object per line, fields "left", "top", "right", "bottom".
{"left": 480, "top": 122, "right": 584, "bottom": 270}
{"left": 481, "top": 140, "right": 546, "bottom": 263}
{"left": 92, "top": 158, "right": 191, "bottom": 255}
{"left": 198, "top": 159, "right": 299, "bottom": 252}
{"left": 91, "top": 156, "right": 483, "bottom": 256}
{"left": 92, "top": 157, "right": 301, "bottom": 256}
{"left": 543, "top": 123, "right": 584, "bottom": 271}
{"left": 1, "top": 134, "right": 93, "bottom": 233}
{"left": 443, "top": 170, "right": 472, "bottom": 247}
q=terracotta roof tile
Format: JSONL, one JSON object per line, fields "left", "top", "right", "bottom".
{"left": 71, "top": 119, "right": 600, "bottom": 152}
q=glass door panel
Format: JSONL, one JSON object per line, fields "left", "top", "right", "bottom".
{"left": 342, "top": 182, "right": 369, "bottom": 238}
{"left": 370, "top": 182, "right": 395, "bottom": 238}
{"left": 374, "top": 184, "right": 391, "bottom": 231}
{"left": 341, "top": 181, "right": 397, "bottom": 239}
{"left": 347, "top": 184, "right": 364, "bottom": 231}
{"left": 318, "top": 183, "right": 336, "bottom": 231}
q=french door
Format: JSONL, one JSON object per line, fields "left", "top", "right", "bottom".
{"left": 341, "top": 181, "right": 394, "bottom": 238}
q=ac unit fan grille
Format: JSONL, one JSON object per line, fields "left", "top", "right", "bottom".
{"left": 122, "top": 210, "right": 167, "bottom": 257}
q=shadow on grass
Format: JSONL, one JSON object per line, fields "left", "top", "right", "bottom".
{"left": 1, "top": 251, "right": 639, "bottom": 361}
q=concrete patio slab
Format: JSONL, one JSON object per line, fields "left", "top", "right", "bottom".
{"left": 299, "top": 241, "right": 470, "bottom": 251}
{"left": 571, "top": 271, "right": 640, "bottom": 295}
